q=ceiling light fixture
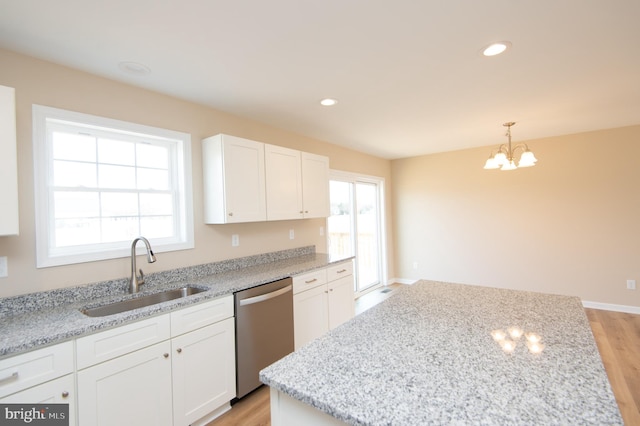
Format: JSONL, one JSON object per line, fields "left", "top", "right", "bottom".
{"left": 320, "top": 98, "right": 338, "bottom": 106}
{"left": 483, "top": 122, "right": 537, "bottom": 170}
{"left": 482, "top": 41, "right": 512, "bottom": 57}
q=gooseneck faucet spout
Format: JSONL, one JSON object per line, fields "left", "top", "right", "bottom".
{"left": 130, "top": 236, "right": 156, "bottom": 294}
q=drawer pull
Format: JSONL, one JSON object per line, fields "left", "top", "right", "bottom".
{"left": 62, "top": 391, "right": 69, "bottom": 398}
{"left": 305, "top": 278, "right": 318, "bottom": 284}
{"left": 163, "top": 353, "right": 169, "bottom": 358}
{"left": 0, "top": 371, "right": 18, "bottom": 384}
{"left": 336, "top": 269, "right": 347, "bottom": 273}
{"left": 176, "top": 348, "right": 182, "bottom": 353}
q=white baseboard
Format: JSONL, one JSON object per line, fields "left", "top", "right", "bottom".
{"left": 582, "top": 301, "right": 640, "bottom": 314}
{"left": 388, "top": 277, "right": 418, "bottom": 285}
{"left": 389, "top": 278, "right": 639, "bottom": 314}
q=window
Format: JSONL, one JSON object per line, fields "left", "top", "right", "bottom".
{"left": 33, "top": 105, "right": 194, "bottom": 268}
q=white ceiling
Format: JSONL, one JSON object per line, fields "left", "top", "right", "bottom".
{"left": 1, "top": 1, "right": 639, "bottom": 159}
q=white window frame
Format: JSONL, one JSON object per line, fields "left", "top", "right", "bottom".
{"left": 328, "top": 170, "right": 387, "bottom": 295}
{"left": 33, "top": 105, "right": 194, "bottom": 268}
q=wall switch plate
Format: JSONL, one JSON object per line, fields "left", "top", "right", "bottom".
{"left": 289, "top": 229, "right": 295, "bottom": 240}
{"left": 319, "top": 226, "right": 324, "bottom": 236}
{"left": 231, "top": 234, "right": 239, "bottom": 247}
{"left": 412, "top": 261, "right": 418, "bottom": 270}
{"left": 627, "top": 279, "right": 636, "bottom": 290}
{"left": 0, "top": 256, "right": 7, "bottom": 278}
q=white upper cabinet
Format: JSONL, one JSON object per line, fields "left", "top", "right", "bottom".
{"left": 0, "top": 85, "right": 19, "bottom": 236}
{"left": 301, "top": 152, "right": 330, "bottom": 219}
{"left": 265, "top": 144, "right": 330, "bottom": 221}
{"left": 265, "top": 144, "right": 303, "bottom": 220}
{"left": 202, "top": 134, "right": 329, "bottom": 223}
{"left": 202, "top": 134, "right": 267, "bottom": 224}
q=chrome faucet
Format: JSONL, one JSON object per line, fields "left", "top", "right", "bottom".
{"left": 129, "top": 236, "right": 156, "bottom": 294}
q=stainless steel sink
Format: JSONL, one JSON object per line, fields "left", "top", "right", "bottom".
{"left": 81, "top": 286, "right": 207, "bottom": 317}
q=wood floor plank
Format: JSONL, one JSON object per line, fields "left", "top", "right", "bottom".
{"left": 586, "top": 308, "right": 640, "bottom": 426}
{"left": 206, "top": 385, "right": 270, "bottom": 426}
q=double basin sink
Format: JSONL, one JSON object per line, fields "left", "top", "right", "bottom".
{"left": 81, "top": 286, "right": 207, "bottom": 317}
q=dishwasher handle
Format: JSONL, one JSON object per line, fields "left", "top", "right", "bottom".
{"left": 239, "top": 285, "right": 292, "bottom": 306}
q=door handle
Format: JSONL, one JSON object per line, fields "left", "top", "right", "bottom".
{"left": 239, "top": 285, "right": 292, "bottom": 306}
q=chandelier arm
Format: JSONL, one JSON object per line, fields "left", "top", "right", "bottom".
{"left": 511, "top": 143, "right": 530, "bottom": 155}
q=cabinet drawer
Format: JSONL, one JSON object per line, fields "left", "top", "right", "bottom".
{"left": 293, "top": 269, "right": 327, "bottom": 294}
{"left": 327, "top": 260, "right": 353, "bottom": 282}
{"left": 76, "top": 314, "right": 171, "bottom": 370}
{"left": 0, "top": 341, "right": 74, "bottom": 398}
{"left": 170, "top": 295, "right": 234, "bottom": 336}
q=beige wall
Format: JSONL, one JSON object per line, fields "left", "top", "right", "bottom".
{"left": 391, "top": 125, "right": 640, "bottom": 307}
{"left": 0, "top": 48, "right": 393, "bottom": 298}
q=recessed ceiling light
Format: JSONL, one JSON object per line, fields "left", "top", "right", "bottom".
{"left": 118, "top": 61, "right": 151, "bottom": 76}
{"left": 320, "top": 98, "right": 338, "bottom": 106}
{"left": 481, "top": 41, "right": 512, "bottom": 57}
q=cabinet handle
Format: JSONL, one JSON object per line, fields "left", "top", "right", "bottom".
{"left": 228, "top": 212, "right": 233, "bottom": 216}
{"left": 0, "top": 371, "right": 18, "bottom": 384}
{"left": 305, "top": 210, "right": 309, "bottom": 213}
{"left": 177, "top": 348, "right": 182, "bottom": 353}
{"left": 305, "top": 278, "right": 317, "bottom": 284}
{"left": 163, "top": 353, "right": 169, "bottom": 358}
{"left": 299, "top": 210, "right": 304, "bottom": 214}
{"left": 61, "top": 391, "right": 69, "bottom": 398}
{"left": 336, "top": 269, "right": 347, "bottom": 273}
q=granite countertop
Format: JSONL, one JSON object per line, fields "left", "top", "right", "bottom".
{"left": 260, "top": 280, "right": 622, "bottom": 425}
{"left": 0, "top": 247, "right": 351, "bottom": 359}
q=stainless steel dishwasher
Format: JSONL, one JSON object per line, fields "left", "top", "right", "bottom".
{"left": 234, "top": 277, "right": 294, "bottom": 399}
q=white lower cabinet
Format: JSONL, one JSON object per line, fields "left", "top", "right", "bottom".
{"left": 77, "top": 341, "right": 173, "bottom": 426}
{"left": 328, "top": 275, "right": 355, "bottom": 330}
{"left": 0, "top": 341, "right": 76, "bottom": 425}
{"left": 76, "top": 295, "right": 235, "bottom": 426}
{"left": 293, "top": 284, "right": 329, "bottom": 349}
{"left": 1, "top": 374, "right": 76, "bottom": 426}
{"left": 293, "top": 260, "right": 355, "bottom": 349}
{"left": 171, "top": 317, "right": 235, "bottom": 426}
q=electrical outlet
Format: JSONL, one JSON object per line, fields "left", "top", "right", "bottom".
{"left": 627, "top": 279, "right": 636, "bottom": 290}
{"left": 0, "top": 256, "right": 7, "bottom": 278}
{"left": 231, "top": 234, "right": 239, "bottom": 247}
{"left": 289, "top": 229, "right": 295, "bottom": 240}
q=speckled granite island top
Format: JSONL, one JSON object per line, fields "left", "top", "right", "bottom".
{"left": 0, "top": 246, "right": 351, "bottom": 359}
{"left": 260, "top": 281, "right": 622, "bottom": 425}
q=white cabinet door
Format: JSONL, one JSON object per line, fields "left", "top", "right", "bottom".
{"left": 265, "top": 144, "right": 303, "bottom": 220}
{"left": 0, "top": 85, "right": 18, "bottom": 236}
{"left": 171, "top": 318, "right": 236, "bottom": 426}
{"left": 77, "top": 341, "right": 173, "bottom": 426}
{"left": 293, "top": 284, "right": 329, "bottom": 349}
{"left": 328, "top": 275, "right": 355, "bottom": 330}
{"left": 0, "top": 341, "right": 74, "bottom": 399}
{"left": 0, "top": 374, "right": 76, "bottom": 426}
{"left": 203, "top": 134, "right": 266, "bottom": 223}
{"left": 301, "top": 152, "right": 329, "bottom": 219}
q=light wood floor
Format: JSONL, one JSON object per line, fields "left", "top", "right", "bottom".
{"left": 208, "top": 288, "right": 640, "bottom": 426}
{"left": 586, "top": 308, "right": 640, "bottom": 425}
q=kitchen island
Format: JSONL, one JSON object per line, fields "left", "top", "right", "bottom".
{"left": 260, "top": 281, "right": 622, "bottom": 425}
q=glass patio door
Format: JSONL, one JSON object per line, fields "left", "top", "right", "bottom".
{"left": 328, "top": 172, "right": 384, "bottom": 295}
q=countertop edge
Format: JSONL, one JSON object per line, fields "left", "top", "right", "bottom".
{"left": 0, "top": 253, "right": 354, "bottom": 359}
